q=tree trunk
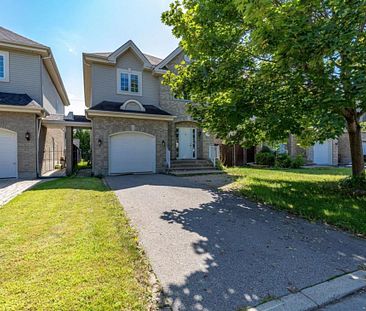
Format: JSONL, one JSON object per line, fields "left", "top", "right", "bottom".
{"left": 346, "top": 118, "right": 365, "bottom": 177}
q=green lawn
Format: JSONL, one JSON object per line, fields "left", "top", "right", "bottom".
{"left": 0, "top": 178, "right": 154, "bottom": 310}
{"left": 226, "top": 167, "right": 366, "bottom": 236}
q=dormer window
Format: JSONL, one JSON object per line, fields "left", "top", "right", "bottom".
{"left": 0, "top": 51, "right": 9, "bottom": 82}
{"left": 116, "top": 68, "right": 142, "bottom": 96}
{"left": 120, "top": 99, "right": 146, "bottom": 112}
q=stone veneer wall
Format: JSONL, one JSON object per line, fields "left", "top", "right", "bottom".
{"left": 287, "top": 135, "right": 306, "bottom": 158}
{"left": 91, "top": 116, "right": 169, "bottom": 176}
{"left": 0, "top": 111, "right": 38, "bottom": 178}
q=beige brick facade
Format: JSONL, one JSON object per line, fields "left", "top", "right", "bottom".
{"left": 0, "top": 111, "right": 38, "bottom": 178}
{"left": 91, "top": 116, "right": 169, "bottom": 176}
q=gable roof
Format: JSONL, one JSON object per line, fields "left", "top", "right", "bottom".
{"left": 82, "top": 40, "right": 184, "bottom": 108}
{"left": 0, "top": 26, "right": 70, "bottom": 106}
{"left": 0, "top": 27, "right": 48, "bottom": 49}
{"left": 84, "top": 51, "right": 162, "bottom": 66}
{"left": 154, "top": 46, "right": 183, "bottom": 71}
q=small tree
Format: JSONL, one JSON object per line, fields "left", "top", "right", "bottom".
{"left": 73, "top": 129, "right": 91, "bottom": 161}
{"left": 162, "top": 0, "right": 366, "bottom": 177}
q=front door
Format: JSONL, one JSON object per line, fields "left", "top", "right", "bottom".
{"left": 178, "top": 128, "right": 196, "bottom": 159}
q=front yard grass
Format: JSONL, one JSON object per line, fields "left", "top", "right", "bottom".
{"left": 226, "top": 167, "right": 366, "bottom": 236}
{"left": 0, "top": 177, "right": 154, "bottom": 310}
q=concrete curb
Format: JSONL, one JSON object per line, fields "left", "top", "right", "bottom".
{"left": 249, "top": 270, "right": 366, "bottom": 311}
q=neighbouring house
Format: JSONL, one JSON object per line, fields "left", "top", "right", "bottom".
{"left": 288, "top": 131, "right": 366, "bottom": 166}
{"left": 0, "top": 26, "right": 70, "bottom": 178}
{"left": 83, "top": 40, "right": 217, "bottom": 176}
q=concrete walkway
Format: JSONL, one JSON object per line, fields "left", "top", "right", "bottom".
{"left": 321, "top": 290, "right": 366, "bottom": 310}
{"left": 106, "top": 174, "right": 366, "bottom": 311}
{"left": 0, "top": 179, "right": 41, "bottom": 206}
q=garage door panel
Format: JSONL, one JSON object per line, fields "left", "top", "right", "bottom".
{"left": 0, "top": 129, "right": 17, "bottom": 178}
{"left": 313, "top": 140, "right": 332, "bottom": 165}
{"left": 110, "top": 132, "right": 156, "bottom": 174}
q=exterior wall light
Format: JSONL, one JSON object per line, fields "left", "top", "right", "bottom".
{"left": 162, "top": 140, "right": 166, "bottom": 147}
{"left": 25, "top": 131, "right": 31, "bottom": 141}
{"left": 98, "top": 139, "right": 102, "bottom": 146}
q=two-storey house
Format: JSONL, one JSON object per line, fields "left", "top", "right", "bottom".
{"left": 84, "top": 41, "right": 216, "bottom": 176}
{"left": 0, "top": 27, "right": 69, "bottom": 178}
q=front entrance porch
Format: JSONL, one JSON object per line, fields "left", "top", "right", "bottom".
{"left": 170, "top": 121, "right": 214, "bottom": 161}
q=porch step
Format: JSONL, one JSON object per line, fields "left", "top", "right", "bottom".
{"left": 171, "top": 160, "right": 213, "bottom": 168}
{"left": 169, "top": 166, "right": 215, "bottom": 171}
{"left": 168, "top": 159, "right": 222, "bottom": 176}
{"left": 169, "top": 169, "right": 223, "bottom": 177}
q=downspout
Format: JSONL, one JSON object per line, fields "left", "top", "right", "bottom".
{"left": 36, "top": 54, "right": 46, "bottom": 178}
{"left": 36, "top": 117, "right": 42, "bottom": 177}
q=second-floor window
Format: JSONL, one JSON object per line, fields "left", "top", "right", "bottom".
{"left": 117, "top": 69, "right": 142, "bottom": 96}
{"left": 0, "top": 51, "right": 9, "bottom": 82}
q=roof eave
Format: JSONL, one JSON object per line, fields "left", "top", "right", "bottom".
{"left": 0, "top": 104, "right": 45, "bottom": 116}
{"left": 86, "top": 109, "right": 175, "bottom": 121}
{"left": 43, "top": 52, "right": 70, "bottom": 106}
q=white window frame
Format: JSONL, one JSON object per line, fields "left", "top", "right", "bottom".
{"left": 116, "top": 68, "right": 142, "bottom": 96}
{"left": 0, "top": 51, "right": 10, "bottom": 83}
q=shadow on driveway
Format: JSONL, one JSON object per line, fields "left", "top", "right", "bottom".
{"left": 106, "top": 174, "right": 366, "bottom": 311}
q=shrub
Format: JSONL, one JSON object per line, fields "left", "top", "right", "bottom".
{"left": 260, "top": 145, "right": 273, "bottom": 153}
{"left": 338, "top": 175, "right": 366, "bottom": 196}
{"left": 275, "top": 154, "right": 292, "bottom": 168}
{"left": 291, "top": 155, "right": 306, "bottom": 168}
{"left": 256, "top": 152, "right": 275, "bottom": 166}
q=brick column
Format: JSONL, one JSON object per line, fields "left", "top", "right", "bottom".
{"left": 65, "top": 126, "right": 73, "bottom": 176}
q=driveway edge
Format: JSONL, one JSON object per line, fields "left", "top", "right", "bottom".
{"left": 248, "top": 270, "right": 366, "bottom": 311}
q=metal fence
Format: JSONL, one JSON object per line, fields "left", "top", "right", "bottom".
{"left": 41, "top": 148, "right": 65, "bottom": 173}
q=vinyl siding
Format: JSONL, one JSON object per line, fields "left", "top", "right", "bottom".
{"left": 91, "top": 49, "right": 160, "bottom": 107}
{"left": 42, "top": 63, "right": 64, "bottom": 114}
{"left": 0, "top": 50, "right": 42, "bottom": 103}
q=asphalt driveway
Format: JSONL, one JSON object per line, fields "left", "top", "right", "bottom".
{"left": 106, "top": 174, "right": 366, "bottom": 311}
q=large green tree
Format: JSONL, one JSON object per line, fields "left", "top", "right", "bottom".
{"left": 162, "top": 0, "right": 366, "bottom": 177}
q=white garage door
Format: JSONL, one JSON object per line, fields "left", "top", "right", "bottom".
{"left": 313, "top": 140, "right": 332, "bottom": 165}
{"left": 0, "top": 129, "right": 17, "bottom": 178}
{"left": 109, "top": 132, "right": 156, "bottom": 174}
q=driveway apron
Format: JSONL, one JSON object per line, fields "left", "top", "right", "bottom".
{"left": 106, "top": 174, "right": 366, "bottom": 311}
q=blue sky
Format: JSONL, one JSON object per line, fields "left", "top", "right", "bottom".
{"left": 2, "top": 0, "right": 178, "bottom": 114}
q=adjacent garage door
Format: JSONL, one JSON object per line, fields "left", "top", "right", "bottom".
{"left": 0, "top": 129, "right": 17, "bottom": 178}
{"left": 109, "top": 132, "right": 156, "bottom": 174}
{"left": 313, "top": 140, "right": 332, "bottom": 165}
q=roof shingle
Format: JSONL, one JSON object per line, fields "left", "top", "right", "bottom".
{"left": 89, "top": 101, "right": 171, "bottom": 116}
{"left": 0, "top": 92, "right": 34, "bottom": 106}
{"left": 0, "top": 26, "right": 48, "bottom": 49}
